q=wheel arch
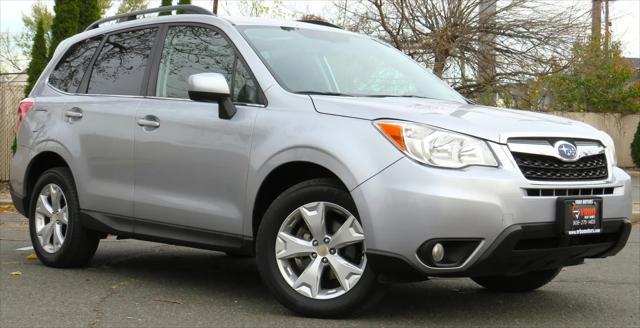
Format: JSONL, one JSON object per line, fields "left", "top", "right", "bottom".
{"left": 23, "top": 150, "right": 75, "bottom": 212}
{"left": 250, "top": 160, "right": 352, "bottom": 239}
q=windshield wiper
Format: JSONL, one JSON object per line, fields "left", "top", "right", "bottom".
{"left": 295, "top": 91, "right": 354, "bottom": 97}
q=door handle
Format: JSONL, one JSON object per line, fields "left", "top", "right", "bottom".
{"left": 138, "top": 115, "right": 160, "bottom": 130}
{"left": 137, "top": 119, "right": 160, "bottom": 127}
{"left": 64, "top": 108, "right": 83, "bottom": 118}
{"left": 65, "top": 111, "right": 83, "bottom": 118}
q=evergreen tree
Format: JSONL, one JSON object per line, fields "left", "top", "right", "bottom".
{"left": 25, "top": 19, "right": 48, "bottom": 97}
{"left": 159, "top": 0, "right": 172, "bottom": 16}
{"left": 78, "top": 0, "right": 102, "bottom": 32}
{"left": 49, "top": 0, "right": 80, "bottom": 58}
{"left": 177, "top": 0, "right": 191, "bottom": 14}
{"left": 632, "top": 122, "right": 640, "bottom": 168}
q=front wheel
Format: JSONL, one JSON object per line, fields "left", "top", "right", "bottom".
{"left": 471, "top": 268, "right": 561, "bottom": 292}
{"left": 256, "top": 179, "right": 382, "bottom": 318}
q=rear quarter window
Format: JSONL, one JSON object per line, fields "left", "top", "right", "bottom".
{"left": 88, "top": 28, "right": 158, "bottom": 96}
{"left": 48, "top": 37, "right": 102, "bottom": 93}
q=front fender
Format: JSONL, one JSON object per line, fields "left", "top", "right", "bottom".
{"left": 243, "top": 108, "right": 403, "bottom": 236}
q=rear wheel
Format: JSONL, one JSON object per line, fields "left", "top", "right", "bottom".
{"left": 471, "top": 268, "right": 561, "bottom": 292}
{"left": 29, "top": 167, "right": 100, "bottom": 268}
{"left": 256, "top": 178, "right": 381, "bottom": 318}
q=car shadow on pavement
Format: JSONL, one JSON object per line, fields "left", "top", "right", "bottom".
{"left": 86, "top": 244, "right": 281, "bottom": 309}
{"left": 359, "top": 280, "right": 590, "bottom": 323}
{"left": 83, "top": 243, "right": 602, "bottom": 322}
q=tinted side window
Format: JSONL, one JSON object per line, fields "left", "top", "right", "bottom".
{"left": 156, "top": 25, "right": 259, "bottom": 103}
{"left": 49, "top": 37, "right": 102, "bottom": 93}
{"left": 88, "top": 28, "right": 157, "bottom": 95}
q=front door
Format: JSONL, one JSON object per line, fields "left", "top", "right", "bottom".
{"left": 133, "top": 24, "right": 264, "bottom": 236}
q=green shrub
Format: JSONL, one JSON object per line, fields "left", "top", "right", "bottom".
{"left": 11, "top": 136, "right": 17, "bottom": 155}
{"left": 632, "top": 121, "right": 640, "bottom": 168}
{"left": 544, "top": 42, "right": 640, "bottom": 114}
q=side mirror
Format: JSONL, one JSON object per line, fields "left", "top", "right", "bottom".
{"left": 187, "top": 73, "right": 236, "bottom": 119}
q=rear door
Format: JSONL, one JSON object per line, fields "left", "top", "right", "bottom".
{"left": 60, "top": 27, "right": 158, "bottom": 218}
{"left": 133, "top": 24, "right": 264, "bottom": 236}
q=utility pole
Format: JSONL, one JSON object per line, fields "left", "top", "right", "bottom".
{"left": 478, "top": 0, "right": 497, "bottom": 106}
{"left": 604, "top": 0, "right": 611, "bottom": 50}
{"left": 213, "top": 0, "right": 219, "bottom": 14}
{"left": 592, "top": 0, "right": 602, "bottom": 45}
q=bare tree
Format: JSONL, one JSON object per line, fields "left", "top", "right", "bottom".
{"left": 0, "top": 32, "right": 27, "bottom": 74}
{"left": 15, "top": 1, "right": 53, "bottom": 59}
{"left": 334, "top": 0, "right": 590, "bottom": 103}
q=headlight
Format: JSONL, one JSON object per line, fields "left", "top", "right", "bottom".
{"left": 600, "top": 131, "right": 617, "bottom": 166}
{"left": 374, "top": 120, "right": 498, "bottom": 169}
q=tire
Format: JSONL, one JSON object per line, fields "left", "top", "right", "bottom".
{"left": 471, "top": 268, "right": 561, "bottom": 292}
{"left": 28, "top": 167, "right": 100, "bottom": 268}
{"left": 255, "top": 178, "right": 382, "bottom": 318}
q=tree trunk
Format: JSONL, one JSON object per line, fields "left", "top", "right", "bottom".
{"left": 478, "top": 0, "right": 497, "bottom": 106}
{"left": 592, "top": 0, "right": 602, "bottom": 45}
{"left": 433, "top": 50, "right": 448, "bottom": 78}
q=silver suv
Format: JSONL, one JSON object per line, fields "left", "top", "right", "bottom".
{"left": 10, "top": 5, "right": 632, "bottom": 318}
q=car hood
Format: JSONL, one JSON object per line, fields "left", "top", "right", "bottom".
{"left": 310, "top": 96, "right": 603, "bottom": 144}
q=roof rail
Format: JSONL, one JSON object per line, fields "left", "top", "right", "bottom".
{"left": 297, "top": 20, "right": 342, "bottom": 29}
{"left": 85, "top": 5, "right": 214, "bottom": 31}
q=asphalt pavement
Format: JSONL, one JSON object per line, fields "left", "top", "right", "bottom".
{"left": 1, "top": 212, "right": 639, "bottom": 327}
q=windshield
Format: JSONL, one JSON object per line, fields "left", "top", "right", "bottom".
{"left": 239, "top": 26, "right": 466, "bottom": 102}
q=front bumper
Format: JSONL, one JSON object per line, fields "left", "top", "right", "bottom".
{"left": 351, "top": 157, "right": 632, "bottom": 277}
{"left": 440, "top": 218, "right": 631, "bottom": 277}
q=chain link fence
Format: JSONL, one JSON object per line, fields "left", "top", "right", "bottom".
{"left": 0, "top": 73, "right": 25, "bottom": 181}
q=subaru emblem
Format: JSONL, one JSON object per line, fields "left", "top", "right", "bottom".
{"left": 555, "top": 141, "right": 577, "bottom": 160}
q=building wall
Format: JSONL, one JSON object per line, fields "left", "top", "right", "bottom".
{"left": 551, "top": 112, "right": 639, "bottom": 168}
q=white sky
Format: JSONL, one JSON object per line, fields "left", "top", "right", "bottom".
{"left": 1, "top": 0, "right": 639, "bottom": 58}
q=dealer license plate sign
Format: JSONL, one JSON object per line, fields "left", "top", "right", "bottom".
{"left": 558, "top": 198, "right": 602, "bottom": 235}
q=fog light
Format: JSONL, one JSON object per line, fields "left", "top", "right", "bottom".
{"left": 432, "top": 243, "right": 445, "bottom": 262}
{"left": 418, "top": 239, "right": 481, "bottom": 267}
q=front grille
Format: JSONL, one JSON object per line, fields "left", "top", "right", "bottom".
{"left": 512, "top": 152, "right": 608, "bottom": 181}
{"left": 525, "top": 187, "right": 615, "bottom": 197}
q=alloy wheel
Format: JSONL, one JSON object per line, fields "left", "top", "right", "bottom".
{"left": 34, "top": 184, "right": 68, "bottom": 253}
{"left": 275, "top": 201, "right": 366, "bottom": 299}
